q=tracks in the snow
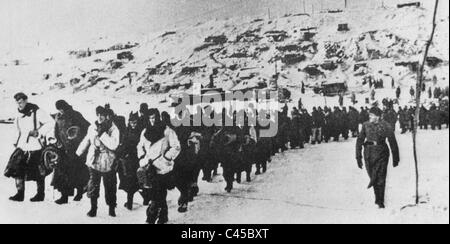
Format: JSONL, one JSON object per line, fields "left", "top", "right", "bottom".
{"left": 206, "top": 192, "right": 367, "bottom": 212}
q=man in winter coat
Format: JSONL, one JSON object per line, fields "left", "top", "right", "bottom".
{"left": 356, "top": 107, "right": 399, "bottom": 209}
{"left": 419, "top": 105, "right": 429, "bottom": 130}
{"left": 429, "top": 104, "right": 442, "bottom": 130}
{"left": 322, "top": 107, "right": 333, "bottom": 143}
{"left": 341, "top": 107, "right": 350, "bottom": 140}
{"left": 289, "top": 108, "right": 301, "bottom": 148}
{"left": 301, "top": 109, "right": 313, "bottom": 144}
{"left": 137, "top": 109, "right": 181, "bottom": 224}
{"left": 396, "top": 87, "right": 401, "bottom": 100}
{"left": 348, "top": 107, "right": 360, "bottom": 137}
{"left": 311, "top": 107, "right": 324, "bottom": 144}
{"left": 331, "top": 107, "right": 342, "bottom": 141}
{"left": 77, "top": 106, "right": 120, "bottom": 218}
{"left": 398, "top": 107, "right": 407, "bottom": 133}
{"left": 7, "top": 93, "right": 55, "bottom": 202}
{"left": 52, "top": 100, "right": 90, "bottom": 204}
{"left": 408, "top": 106, "right": 415, "bottom": 132}
{"left": 382, "top": 108, "right": 398, "bottom": 132}
{"left": 117, "top": 112, "right": 142, "bottom": 210}
{"left": 138, "top": 103, "right": 150, "bottom": 131}
{"left": 410, "top": 86, "right": 415, "bottom": 99}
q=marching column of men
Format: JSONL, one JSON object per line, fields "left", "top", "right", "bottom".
{"left": 4, "top": 93, "right": 449, "bottom": 223}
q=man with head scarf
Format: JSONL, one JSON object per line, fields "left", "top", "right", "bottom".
{"left": 356, "top": 107, "right": 399, "bottom": 209}
{"left": 137, "top": 108, "right": 181, "bottom": 224}
{"left": 52, "top": 100, "right": 90, "bottom": 204}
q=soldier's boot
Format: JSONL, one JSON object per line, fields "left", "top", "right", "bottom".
{"left": 9, "top": 179, "right": 25, "bottom": 202}
{"left": 157, "top": 206, "right": 169, "bottom": 224}
{"left": 178, "top": 203, "right": 188, "bottom": 213}
{"left": 73, "top": 187, "right": 84, "bottom": 202}
{"left": 124, "top": 193, "right": 134, "bottom": 210}
{"left": 87, "top": 198, "right": 98, "bottom": 217}
{"left": 246, "top": 170, "right": 252, "bottom": 182}
{"left": 187, "top": 187, "right": 194, "bottom": 202}
{"left": 255, "top": 165, "right": 261, "bottom": 175}
{"left": 236, "top": 172, "right": 242, "bottom": 184}
{"left": 55, "top": 194, "right": 69, "bottom": 205}
{"left": 30, "top": 180, "right": 45, "bottom": 202}
{"left": 224, "top": 181, "right": 233, "bottom": 193}
{"left": 109, "top": 205, "right": 116, "bottom": 217}
{"left": 262, "top": 162, "right": 267, "bottom": 173}
{"left": 374, "top": 186, "right": 385, "bottom": 209}
{"left": 9, "top": 190, "right": 25, "bottom": 202}
{"left": 146, "top": 203, "right": 159, "bottom": 224}
{"left": 140, "top": 189, "right": 150, "bottom": 206}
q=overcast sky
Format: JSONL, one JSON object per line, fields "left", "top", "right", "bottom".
{"left": 0, "top": 0, "right": 447, "bottom": 53}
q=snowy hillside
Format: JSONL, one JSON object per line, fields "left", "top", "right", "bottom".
{"left": 0, "top": 2, "right": 448, "bottom": 114}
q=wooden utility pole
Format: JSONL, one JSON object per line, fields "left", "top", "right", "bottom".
{"left": 412, "top": 0, "right": 439, "bottom": 205}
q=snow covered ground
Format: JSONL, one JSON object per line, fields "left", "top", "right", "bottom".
{"left": 0, "top": 123, "right": 447, "bottom": 224}
{"left": 0, "top": 0, "right": 448, "bottom": 224}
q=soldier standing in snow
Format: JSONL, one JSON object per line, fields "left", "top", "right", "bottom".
{"left": 356, "top": 107, "right": 399, "bottom": 209}
{"left": 290, "top": 108, "right": 301, "bottom": 148}
{"left": 348, "top": 107, "right": 360, "bottom": 137}
{"left": 410, "top": 86, "right": 415, "bottom": 100}
{"left": 77, "top": 106, "right": 120, "bottom": 218}
{"left": 338, "top": 93, "right": 344, "bottom": 107}
{"left": 311, "top": 107, "right": 324, "bottom": 144}
{"left": 6, "top": 93, "right": 55, "bottom": 202}
{"left": 396, "top": 87, "right": 401, "bottom": 100}
{"left": 370, "top": 89, "right": 376, "bottom": 101}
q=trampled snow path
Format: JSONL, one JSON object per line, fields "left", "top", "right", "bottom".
{"left": 0, "top": 124, "right": 448, "bottom": 224}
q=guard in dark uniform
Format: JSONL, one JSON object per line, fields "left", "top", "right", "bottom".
{"left": 356, "top": 107, "right": 400, "bottom": 209}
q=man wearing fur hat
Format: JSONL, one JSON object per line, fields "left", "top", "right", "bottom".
{"left": 117, "top": 112, "right": 142, "bottom": 210}
{"left": 137, "top": 108, "right": 181, "bottom": 224}
{"left": 6, "top": 93, "right": 55, "bottom": 202}
{"left": 77, "top": 106, "right": 120, "bottom": 217}
{"left": 356, "top": 106, "right": 399, "bottom": 209}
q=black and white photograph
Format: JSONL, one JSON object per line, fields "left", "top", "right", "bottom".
{"left": 0, "top": 0, "right": 448, "bottom": 225}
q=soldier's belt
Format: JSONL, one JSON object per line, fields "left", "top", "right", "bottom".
{"left": 364, "top": 141, "right": 385, "bottom": 146}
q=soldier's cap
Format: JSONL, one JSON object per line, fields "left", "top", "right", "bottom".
{"left": 369, "top": 107, "right": 383, "bottom": 117}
